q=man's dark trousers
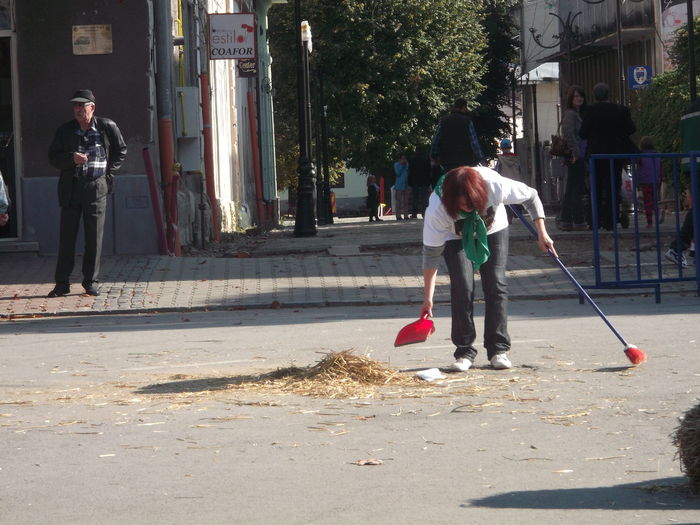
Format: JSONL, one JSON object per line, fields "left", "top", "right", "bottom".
{"left": 55, "top": 176, "right": 107, "bottom": 286}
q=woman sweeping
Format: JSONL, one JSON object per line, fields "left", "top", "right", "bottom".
{"left": 421, "top": 166, "right": 557, "bottom": 371}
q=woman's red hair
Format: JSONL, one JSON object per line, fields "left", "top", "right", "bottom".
{"left": 441, "top": 167, "right": 488, "bottom": 218}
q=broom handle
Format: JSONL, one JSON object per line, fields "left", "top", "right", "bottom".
{"left": 509, "top": 205, "right": 629, "bottom": 347}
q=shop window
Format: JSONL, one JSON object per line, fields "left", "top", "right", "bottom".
{"left": 0, "top": 0, "right": 10, "bottom": 31}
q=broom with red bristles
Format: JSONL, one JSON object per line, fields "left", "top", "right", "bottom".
{"left": 511, "top": 206, "right": 647, "bottom": 365}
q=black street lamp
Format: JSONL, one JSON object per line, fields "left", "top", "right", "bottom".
{"left": 320, "top": 87, "right": 333, "bottom": 225}
{"left": 315, "top": 67, "right": 333, "bottom": 225}
{"left": 293, "top": 5, "right": 317, "bottom": 237}
{"left": 688, "top": 0, "right": 697, "bottom": 103}
{"left": 314, "top": 68, "right": 327, "bottom": 225}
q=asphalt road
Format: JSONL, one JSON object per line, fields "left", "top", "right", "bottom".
{"left": 1, "top": 297, "right": 699, "bottom": 524}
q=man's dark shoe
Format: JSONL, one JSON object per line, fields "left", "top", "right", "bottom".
{"left": 47, "top": 284, "right": 70, "bottom": 298}
{"left": 83, "top": 283, "right": 100, "bottom": 296}
{"left": 619, "top": 212, "right": 630, "bottom": 229}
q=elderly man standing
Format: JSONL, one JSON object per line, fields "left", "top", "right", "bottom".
{"left": 47, "top": 89, "right": 127, "bottom": 297}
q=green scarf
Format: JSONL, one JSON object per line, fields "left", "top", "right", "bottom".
{"left": 434, "top": 174, "right": 490, "bottom": 270}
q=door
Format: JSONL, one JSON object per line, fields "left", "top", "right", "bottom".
{"left": 0, "top": 8, "right": 16, "bottom": 239}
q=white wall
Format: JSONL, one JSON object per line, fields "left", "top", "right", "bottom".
{"left": 279, "top": 168, "right": 369, "bottom": 201}
{"left": 331, "top": 168, "right": 369, "bottom": 199}
{"left": 207, "top": 0, "right": 259, "bottom": 231}
{"left": 278, "top": 168, "right": 372, "bottom": 216}
{"left": 537, "top": 81, "right": 560, "bottom": 145}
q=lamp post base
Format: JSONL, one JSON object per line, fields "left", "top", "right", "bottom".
{"left": 294, "top": 157, "right": 317, "bottom": 237}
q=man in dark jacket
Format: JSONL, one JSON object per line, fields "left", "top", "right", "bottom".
{"left": 408, "top": 146, "right": 433, "bottom": 218}
{"left": 580, "top": 83, "right": 636, "bottom": 230}
{"left": 430, "top": 98, "right": 484, "bottom": 172}
{"left": 47, "top": 89, "right": 127, "bottom": 297}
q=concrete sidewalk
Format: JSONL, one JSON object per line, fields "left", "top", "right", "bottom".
{"left": 2, "top": 301, "right": 700, "bottom": 524}
{"left": 0, "top": 217, "right": 697, "bottom": 318}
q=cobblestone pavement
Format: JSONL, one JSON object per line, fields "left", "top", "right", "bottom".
{"left": 0, "top": 217, "right": 697, "bottom": 318}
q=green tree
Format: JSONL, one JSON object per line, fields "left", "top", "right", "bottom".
{"left": 473, "top": 1, "right": 519, "bottom": 160}
{"left": 269, "top": 0, "right": 506, "bottom": 185}
{"left": 630, "top": 70, "right": 687, "bottom": 157}
{"left": 667, "top": 16, "right": 700, "bottom": 77}
{"left": 630, "top": 17, "right": 700, "bottom": 196}
{"left": 630, "top": 16, "right": 700, "bottom": 185}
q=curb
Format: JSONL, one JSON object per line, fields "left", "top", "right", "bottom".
{"left": 2, "top": 288, "right": 690, "bottom": 320}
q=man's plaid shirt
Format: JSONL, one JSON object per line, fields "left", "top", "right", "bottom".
{"left": 75, "top": 120, "right": 107, "bottom": 180}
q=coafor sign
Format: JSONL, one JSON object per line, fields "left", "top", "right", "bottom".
{"left": 209, "top": 13, "right": 256, "bottom": 60}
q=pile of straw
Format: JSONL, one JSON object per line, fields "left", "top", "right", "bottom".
{"left": 259, "top": 350, "right": 418, "bottom": 398}
{"left": 673, "top": 400, "right": 700, "bottom": 494}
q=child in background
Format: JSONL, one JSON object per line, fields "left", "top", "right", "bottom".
{"left": 366, "top": 175, "right": 381, "bottom": 222}
{"left": 494, "top": 138, "right": 519, "bottom": 180}
{"left": 495, "top": 138, "right": 521, "bottom": 223}
{"left": 636, "top": 136, "right": 662, "bottom": 228}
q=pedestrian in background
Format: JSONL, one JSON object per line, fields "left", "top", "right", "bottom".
{"left": 558, "top": 85, "right": 589, "bottom": 231}
{"left": 366, "top": 174, "right": 381, "bottom": 222}
{"left": 431, "top": 98, "right": 484, "bottom": 172}
{"left": 580, "top": 83, "right": 636, "bottom": 230}
{"left": 494, "top": 137, "right": 521, "bottom": 224}
{"left": 636, "top": 136, "right": 662, "bottom": 229}
{"left": 494, "top": 138, "right": 518, "bottom": 179}
{"left": 408, "top": 146, "right": 432, "bottom": 218}
{"left": 421, "top": 166, "right": 556, "bottom": 371}
{"left": 393, "top": 152, "right": 410, "bottom": 220}
{"left": 665, "top": 207, "right": 694, "bottom": 268}
{"left": 665, "top": 95, "right": 700, "bottom": 266}
{"left": 47, "top": 89, "right": 127, "bottom": 298}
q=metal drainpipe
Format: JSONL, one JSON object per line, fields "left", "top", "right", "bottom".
{"left": 154, "top": 0, "right": 180, "bottom": 255}
{"left": 256, "top": 0, "right": 280, "bottom": 224}
{"left": 194, "top": 0, "right": 219, "bottom": 241}
{"left": 199, "top": 72, "right": 220, "bottom": 241}
{"left": 248, "top": 91, "right": 266, "bottom": 226}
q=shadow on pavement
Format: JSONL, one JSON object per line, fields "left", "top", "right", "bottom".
{"left": 136, "top": 374, "right": 263, "bottom": 394}
{"left": 467, "top": 478, "right": 699, "bottom": 510}
{"left": 4, "top": 296, "right": 700, "bottom": 333}
{"left": 594, "top": 365, "right": 637, "bottom": 373}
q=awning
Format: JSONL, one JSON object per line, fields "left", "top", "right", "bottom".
{"left": 520, "top": 62, "right": 559, "bottom": 83}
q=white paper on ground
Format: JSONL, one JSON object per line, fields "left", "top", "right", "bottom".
{"left": 415, "top": 368, "right": 446, "bottom": 382}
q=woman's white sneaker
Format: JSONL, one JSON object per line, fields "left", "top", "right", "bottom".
{"left": 490, "top": 353, "right": 512, "bottom": 369}
{"left": 450, "top": 357, "right": 472, "bottom": 372}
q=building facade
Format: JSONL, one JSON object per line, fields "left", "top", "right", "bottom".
{"left": 0, "top": 0, "right": 279, "bottom": 255}
{"left": 517, "top": 0, "right": 664, "bottom": 201}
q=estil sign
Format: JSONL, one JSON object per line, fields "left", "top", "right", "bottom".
{"left": 209, "top": 13, "right": 256, "bottom": 60}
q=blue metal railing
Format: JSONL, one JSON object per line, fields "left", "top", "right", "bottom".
{"left": 588, "top": 152, "right": 699, "bottom": 302}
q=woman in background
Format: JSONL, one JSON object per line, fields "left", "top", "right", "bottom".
{"left": 558, "top": 85, "right": 589, "bottom": 231}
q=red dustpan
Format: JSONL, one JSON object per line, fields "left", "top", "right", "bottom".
{"left": 394, "top": 314, "right": 435, "bottom": 347}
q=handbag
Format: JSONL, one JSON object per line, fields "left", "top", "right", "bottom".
{"left": 550, "top": 118, "right": 571, "bottom": 158}
{"left": 550, "top": 134, "right": 571, "bottom": 159}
